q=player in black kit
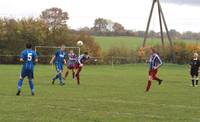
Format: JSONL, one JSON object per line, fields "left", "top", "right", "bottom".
{"left": 189, "top": 53, "right": 200, "bottom": 87}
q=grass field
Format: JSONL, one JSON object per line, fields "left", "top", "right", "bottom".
{"left": 94, "top": 36, "right": 199, "bottom": 51}
{"left": 0, "top": 64, "right": 200, "bottom": 122}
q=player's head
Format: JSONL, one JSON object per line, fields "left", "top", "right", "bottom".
{"left": 26, "top": 43, "right": 32, "bottom": 49}
{"left": 193, "top": 53, "right": 198, "bottom": 58}
{"left": 84, "top": 52, "right": 89, "bottom": 58}
{"left": 84, "top": 52, "right": 88, "bottom": 55}
{"left": 150, "top": 48, "right": 156, "bottom": 54}
{"left": 60, "top": 44, "right": 65, "bottom": 51}
{"left": 69, "top": 49, "right": 74, "bottom": 53}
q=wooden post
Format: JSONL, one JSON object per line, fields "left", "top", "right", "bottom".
{"left": 143, "top": 0, "right": 175, "bottom": 62}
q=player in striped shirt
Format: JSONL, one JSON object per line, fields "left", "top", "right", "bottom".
{"left": 74, "top": 52, "right": 90, "bottom": 85}
{"left": 64, "top": 49, "right": 77, "bottom": 80}
{"left": 145, "top": 48, "right": 163, "bottom": 92}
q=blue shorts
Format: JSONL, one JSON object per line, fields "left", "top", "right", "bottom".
{"left": 55, "top": 64, "right": 63, "bottom": 72}
{"left": 20, "top": 69, "right": 34, "bottom": 79}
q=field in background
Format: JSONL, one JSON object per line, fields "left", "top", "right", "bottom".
{"left": 94, "top": 36, "right": 199, "bottom": 51}
{"left": 0, "top": 64, "right": 200, "bottom": 122}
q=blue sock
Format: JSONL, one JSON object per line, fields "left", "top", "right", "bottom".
{"left": 58, "top": 73, "right": 63, "bottom": 83}
{"left": 28, "top": 80, "right": 34, "bottom": 93}
{"left": 53, "top": 74, "right": 59, "bottom": 80}
{"left": 18, "top": 79, "right": 23, "bottom": 91}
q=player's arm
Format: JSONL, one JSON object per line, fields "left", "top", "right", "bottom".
{"left": 35, "top": 58, "right": 38, "bottom": 63}
{"left": 20, "top": 58, "right": 24, "bottom": 62}
{"left": 19, "top": 51, "right": 24, "bottom": 62}
{"left": 154, "top": 55, "right": 162, "bottom": 69}
{"left": 89, "top": 56, "right": 98, "bottom": 62}
{"left": 34, "top": 52, "right": 38, "bottom": 63}
{"left": 50, "top": 55, "right": 55, "bottom": 64}
{"left": 64, "top": 59, "right": 67, "bottom": 65}
{"left": 188, "top": 61, "right": 192, "bottom": 71}
{"left": 78, "top": 56, "right": 83, "bottom": 67}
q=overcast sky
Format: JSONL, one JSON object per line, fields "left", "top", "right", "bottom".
{"left": 0, "top": 0, "right": 200, "bottom": 32}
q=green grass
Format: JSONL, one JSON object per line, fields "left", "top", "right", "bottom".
{"left": 0, "top": 64, "right": 200, "bottom": 122}
{"left": 94, "top": 36, "right": 199, "bottom": 51}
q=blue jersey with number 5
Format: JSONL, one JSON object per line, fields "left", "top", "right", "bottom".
{"left": 20, "top": 49, "right": 37, "bottom": 71}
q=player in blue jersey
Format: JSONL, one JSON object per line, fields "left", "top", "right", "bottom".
{"left": 145, "top": 48, "right": 163, "bottom": 92}
{"left": 16, "top": 43, "right": 38, "bottom": 96}
{"left": 50, "top": 45, "right": 67, "bottom": 86}
{"left": 74, "top": 52, "right": 90, "bottom": 85}
{"left": 64, "top": 49, "right": 77, "bottom": 80}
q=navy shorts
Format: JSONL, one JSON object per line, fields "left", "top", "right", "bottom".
{"left": 56, "top": 64, "right": 63, "bottom": 72}
{"left": 20, "top": 69, "right": 34, "bottom": 79}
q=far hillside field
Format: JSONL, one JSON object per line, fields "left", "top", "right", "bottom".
{"left": 94, "top": 36, "right": 199, "bottom": 51}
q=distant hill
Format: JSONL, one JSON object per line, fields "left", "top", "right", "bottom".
{"left": 94, "top": 36, "right": 199, "bottom": 51}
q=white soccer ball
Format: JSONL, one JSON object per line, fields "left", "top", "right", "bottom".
{"left": 77, "top": 40, "right": 83, "bottom": 46}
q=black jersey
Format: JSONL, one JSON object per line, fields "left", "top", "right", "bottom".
{"left": 190, "top": 59, "right": 200, "bottom": 71}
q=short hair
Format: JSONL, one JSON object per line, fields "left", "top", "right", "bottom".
{"left": 84, "top": 52, "right": 88, "bottom": 55}
{"left": 26, "top": 43, "right": 32, "bottom": 49}
{"left": 61, "top": 44, "right": 65, "bottom": 47}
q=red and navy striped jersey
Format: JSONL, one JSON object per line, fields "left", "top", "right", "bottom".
{"left": 149, "top": 53, "right": 162, "bottom": 70}
{"left": 77, "top": 54, "right": 90, "bottom": 64}
{"left": 68, "top": 52, "right": 77, "bottom": 61}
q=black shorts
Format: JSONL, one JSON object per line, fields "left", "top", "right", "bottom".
{"left": 191, "top": 70, "right": 198, "bottom": 77}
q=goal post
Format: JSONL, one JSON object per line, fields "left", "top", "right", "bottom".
{"left": 34, "top": 46, "right": 81, "bottom": 64}
{"left": 35, "top": 46, "right": 81, "bottom": 56}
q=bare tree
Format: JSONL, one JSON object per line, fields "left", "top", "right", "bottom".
{"left": 40, "top": 7, "right": 69, "bottom": 29}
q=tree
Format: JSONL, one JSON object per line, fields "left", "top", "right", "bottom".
{"left": 40, "top": 7, "right": 69, "bottom": 29}
{"left": 169, "top": 29, "right": 181, "bottom": 40}
{"left": 93, "top": 18, "right": 108, "bottom": 33}
{"left": 113, "top": 22, "right": 125, "bottom": 35}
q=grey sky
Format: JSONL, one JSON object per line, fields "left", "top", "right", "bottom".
{"left": 0, "top": 0, "right": 200, "bottom": 32}
{"left": 162, "top": 0, "right": 200, "bottom": 5}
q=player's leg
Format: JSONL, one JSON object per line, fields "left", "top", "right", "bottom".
{"left": 191, "top": 77, "right": 195, "bottom": 87}
{"left": 190, "top": 71, "right": 195, "bottom": 87}
{"left": 146, "top": 75, "right": 152, "bottom": 92}
{"left": 195, "top": 72, "right": 199, "bottom": 86}
{"left": 72, "top": 68, "right": 75, "bottom": 79}
{"left": 17, "top": 78, "right": 23, "bottom": 95}
{"left": 16, "top": 71, "right": 25, "bottom": 96}
{"left": 75, "top": 66, "right": 82, "bottom": 85}
{"left": 28, "top": 71, "right": 35, "bottom": 96}
{"left": 64, "top": 69, "right": 69, "bottom": 80}
{"left": 52, "top": 64, "right": 61, "bottom": 84}
{"left": 58, "top": 65, "right": 64, "bottom": 85}
{"left": 145, "top": 70, "right": 153, "bottom": 92}
{"left": 152, "top": 69, "right": 162, "bottom": 85}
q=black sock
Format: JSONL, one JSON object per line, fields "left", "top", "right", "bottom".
{"left": 196, "top": 80, "right": 198, "bottom": 85}
{"left": 192, "top": 80, "right": 195, "bottom": 87}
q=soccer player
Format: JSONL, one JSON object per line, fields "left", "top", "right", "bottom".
{"left": 50, "top": 45, "right": 67, "bottom": 86}
{"left": 64, "top": 49, "right": 77, "bottom": 80}
{"left": 74, "top": 52, "right": 90, "bottom": 85}
{"left": 16, "top": 43, "right": 38, "bottom": 96}
{"left": 145, "top": 48, "right": 163, "bottom": 92}
{"left": 189, "top": 53, "right": 200, "bottom": 87}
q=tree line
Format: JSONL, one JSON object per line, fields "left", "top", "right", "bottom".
{"left": 78, "top": 18, "right": 200, "bottom": 40}
{"left": 0, "top": 7, "right": 101, "bottom": 64}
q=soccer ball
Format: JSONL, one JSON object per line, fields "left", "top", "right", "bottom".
{"left": 77, "top": 40, "right": 83, "bottom": 46}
